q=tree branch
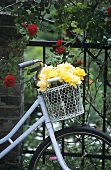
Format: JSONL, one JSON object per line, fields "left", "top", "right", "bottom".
{"left": 39, "top": 16, "right": 54, "bottom": 24}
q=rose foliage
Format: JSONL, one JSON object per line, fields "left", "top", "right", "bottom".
{"left": 1, "top": 0, "right": 111, "bottom": 87}
{"left": 1, "top": 0, "right": 111, "bottom": 45}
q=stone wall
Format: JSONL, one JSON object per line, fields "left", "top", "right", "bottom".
{"left": 0, "top": 13, "right": 24, "bottom": 170}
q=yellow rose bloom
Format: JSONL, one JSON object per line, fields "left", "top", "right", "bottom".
{"left": 46, "top": 69, "right": 58, "bottom": 79}
{"left": 57, "top": 62, "right": 73, "bottom": 71}
{"left": 59, "top": 71, "right": 72, "bottom": 83}
{"left": 41, "top": 66, "right": 58, "bottom": 79}
{"left": 73, "top": 67, "right": 86, "bottom": 80}
{"left": 37, "top": 78, "right": 50, "bottom": 91}
{"left": 69, "top": 75, "right": 81, "bottom": 87}
{"left": 41, "top": 66, "right": 53, "bottom": 73}
{"left": 38, "top": 73, "right": 46, "bottom": 80}
{"left": 57, "top": 67, "right": 65, "bottom": 76}
{"left": 59, "top": 71, "right": 81, "bottom": 87}
{"left": 37, "top": 62, "right": 86, "bottom": 91}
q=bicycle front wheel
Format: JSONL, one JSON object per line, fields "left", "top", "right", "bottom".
{"left": 29, "top": 126, "right": 111, "bottom": 170}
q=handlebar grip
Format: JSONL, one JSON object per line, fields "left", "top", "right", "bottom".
{"left": 18, "top": 60, "right": 35, "bottom": 68}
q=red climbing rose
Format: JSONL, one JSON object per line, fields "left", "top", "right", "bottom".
{"left": 107, "top": 7, "right": 111, "bottom": 17}
{"left": 55, "top": 39, "right": 63, "bottom": 47}
{"left": 55, "top": 46, "right": 65, "bottom": 55}
{"left": 27, "top": 24, "right": 38, "bottom": 35}
{"left": 4, "top": 75, "right": 16, "bottom": 87}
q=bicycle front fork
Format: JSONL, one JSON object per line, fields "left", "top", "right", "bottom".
{"left": 40, "top": 95, "right": 71, "bottom": 170}
{"left": 46, "top": 122, "right": 71, "bottom": 170}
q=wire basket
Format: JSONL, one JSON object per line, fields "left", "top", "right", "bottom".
{"left": 42, "top": 83, "right": 84, "bottom": 122}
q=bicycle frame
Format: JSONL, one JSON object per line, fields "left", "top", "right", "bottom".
{"left": 0, "top": 94, "right": 71, "bottom": 170}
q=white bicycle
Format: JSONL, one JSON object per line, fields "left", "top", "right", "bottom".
{"left": 0, "top": 60, "right": 111, "bottom": 170}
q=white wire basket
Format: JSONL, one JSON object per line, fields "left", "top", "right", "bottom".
{"left": 42, "top": 83, "right": 84, "bottom": 122}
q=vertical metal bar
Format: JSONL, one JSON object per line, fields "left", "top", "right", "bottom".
{"left": 103, "top": 48, "right": 107, "bottom": 132}
{"left": 102, "top": 48, "right": 107, "bottom": 169}
{"left": 81, "top": 47, "right": 87, "bottom": 166}
{"left": 43, "top": 46, "right": 46, "bottom": 64}
{"left": 82, "top": 48, "right": 87, "bottom": 126}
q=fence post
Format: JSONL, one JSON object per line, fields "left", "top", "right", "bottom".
{"left": 0, "top": 13, "right": 24, "bottom": 170}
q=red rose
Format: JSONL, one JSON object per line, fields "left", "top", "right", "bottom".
{"left": 76, "top": 60, "right": 83, "bottom": 65}
{"left": 107, "top": 7, "right": 111, "bottom": 17}
{"left": 27, "top": 24, "right": 38, "bottom": 35}
{"left": 55, "top": 46, "right": 65, "bottom": 55}
{"left": 4, "top": 75, "right": 16, "bottom": 87}
{"left": 56, "top": 39, "right": 63, "bottom": 47}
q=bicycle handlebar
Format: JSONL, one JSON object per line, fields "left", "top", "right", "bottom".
{"left": 47, "top": 77, "right": 61, "bottom": 83}
{"left": 28, "top": 66, "right": 40, "bottom": 73}
{"left": 18, "top": 60, "right": 42, "bottom": 68}
{"left": 18, "top": 60, "right": 61, "bottom": 83}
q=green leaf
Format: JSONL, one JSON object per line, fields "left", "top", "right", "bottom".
{"left": 35, "top": 0, "right": 41, "bottom": 3}
{"left": 9, "top": 52, "right": 14, "bottom": 58}
{"left": 26, "top": 9, "right": 31, "bottom": 15}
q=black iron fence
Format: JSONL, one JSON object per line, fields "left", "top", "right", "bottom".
{"left": 23, "top": 40, "right": 111, "bottom": 169}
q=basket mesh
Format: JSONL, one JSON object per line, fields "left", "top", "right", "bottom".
{"left": 42, "top": 83, "right": 84, "bottom": 122}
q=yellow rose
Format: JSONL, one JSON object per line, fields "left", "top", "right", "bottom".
{"left": 38, "top": 86, "right": 47, "bottom": 91}
{"left": 38, "top": 73, "right": 46, "bottom": 80}
{"left": 37, "top": 78, "right": 50, "bottom": 91}
{"left": 37, "top": 62, "right": 86, "bottom": 91}
{"left": 69, "top": 75, "right": 81, "bottom": 87}
{"left": 57, "top": 67, "right": 65, "bottom": 76}
{"left": 41, "top": 66, "right": 53, "bottom": 74}
{"left": 41, "top": 66, "right": 58, "bottom": 79}
{"left": 73, "top": 67, "right": 86, "bottom": 80}
{"left": 46, "top": 69, "right": 58, "bottom": 79}
{"left": 59, "top": 71, "right": 72, "bottom": 83}
{"left": 57, "top": 62, "right": 73, "bottom": 71}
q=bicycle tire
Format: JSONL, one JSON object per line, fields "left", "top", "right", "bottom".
{"left": 28, "top": 126, "right": 111, "bottom": 170}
